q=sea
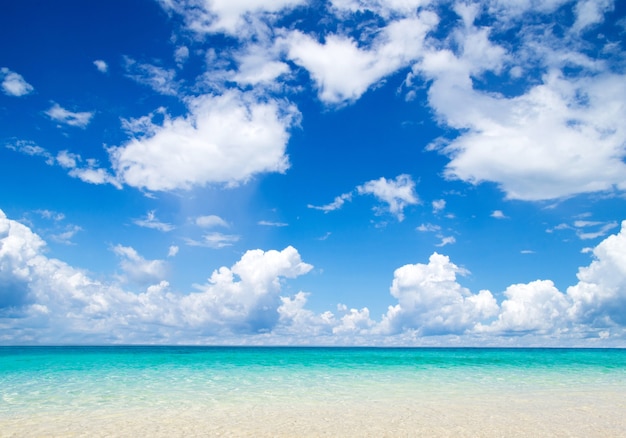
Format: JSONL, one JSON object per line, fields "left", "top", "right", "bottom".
{"left": 1, "top": 347, "right": 625, "bottom": 437}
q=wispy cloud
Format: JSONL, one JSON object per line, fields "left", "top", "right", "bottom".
{"left": 258, "top": 220, "right": 288, "bottom": 227}
{"left": 45, "top": 103, "right": 93, "bottom": 128}
{"left": 308, "top": 193, "right": 352, "bottom": 212}
{"left": 195, "top": 215, "right": 229, "bottom": 228}
{"left": 185, "top": 232, "right": 240, "bottom": 249}
{"left": 134, "top": 211, "right": 175, "bottom": 232}
{"left": 548, "top": 219, "right": 619, "bottom": 240}
{"left": 124, "top": 57, "right": 179, "bottom": 96}
{"left": 435, "top": 236, "right": 456, "bottom": 247}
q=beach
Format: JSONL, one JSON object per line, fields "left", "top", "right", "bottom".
{"left": 1, "top": 347, "right": 625, "bottom": 437}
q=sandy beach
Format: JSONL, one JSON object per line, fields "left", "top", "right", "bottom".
{"left": 2, "top": 387, "right": 624, "bottom": 437}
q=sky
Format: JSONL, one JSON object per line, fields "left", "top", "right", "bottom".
{"left": 1, "top": 0, "right": 626, "bottom": 346}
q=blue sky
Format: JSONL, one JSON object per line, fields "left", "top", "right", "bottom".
{"left": 1, "top": 0, "right": 626, "bottom": 345}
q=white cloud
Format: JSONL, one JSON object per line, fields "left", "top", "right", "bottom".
{"left": 55, "top": 151, "right": 121, "bottom": 188}
{"left": 134, "top": 211, "right": 175, "bottom": 232}
{"left": 432, "top": 199, "right": 446, "bottom": 213}
{"left": 168, "top": 245, "right": 179, "bottom": 257}
{"left": 124, "top": 57, "right": 179, "bottom": 96}
{"left": 486, "top": 280, "right": 571, "bottom": 334}
{"left": 158, "top": 0, "right": 306, "bottom": 36}
{"left": 1, "top": 67, "right": 34, "bottom": 96}
{"left": 491, "top": 210, "right": 507, "bottom": 219}
{"left": 186, "top": 232, "right": 240, "bottom": 249}
{"left": 567, "top": 220, "right": 626, "bottom": 326}
{"left": 113, "top": 245, "right": 169, "bottom": 285}
{"left": 308, "top": 192, "right": 353, "bottom": 212}
{"left": 333, "top": 306, "right": 375, "bottom": 335}
{"left": 574, "top": 220, "right": 618, "bottom": 240}
{"left": 109, "top": 90, "right": 299, "bottom": 191}
{"left": 417, "top": 223, "right": 441, "bottom": 233}
{"left": 378, "top": 253, "right": 499, "bottom": 336}
{"left": 329, "top": 0, "right": 433, "bottom": 18}
{"left": 549, "top": 219, "right": 619, "bottom": 240}
{"left": 49, "top": 225, "right": 82, "bottom": 245}
{"left": 357, "top": 174, "right": 419, "bottom": 221}
{"left": 416, "top": 4, "right": 626, "bottom": 201}
{"left": 572, "top": 0, "right": 614, "bottom": 33}
{"left": 93, "top": 59, "right": 108, "bottom": 73}
{"left": 258, "top": 220, "right": 288, "bottom": 227}
{"left": 429, "top": 71, "right": 626, "bottom": 200}
{"left": 284, "top": 13, "right": 438, "bottom": 104}
{"left": 435, "top": 236, "right": 456, "bottom": 247}
{"left": 6, "top": 141, "right": 54, "bottom": 164}
{"left": 174, "top": 46, "right": 189, "bottom": 66}
{"left": 180, "top": 246, "right": 313, "bottom": 333}
{"left": 3, "top": 209, "right": 626, "bottom": 344}
{"left": 0, "top": 209, "right": 315, "bottom": 342}
{"left": 45, "top": 103, "right": 94, "bottom": 128}
{"left": 195, "top": 215, "right": 229, "bottom": 228}
{"left": 232, "top": 43, "right": 290, "bottom": 86}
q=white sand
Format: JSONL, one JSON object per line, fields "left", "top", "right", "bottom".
{"left": 2, "top": 388, "right": 624, "bottom": 437}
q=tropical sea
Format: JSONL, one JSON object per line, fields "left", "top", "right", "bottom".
{"left": 1, "top": 347, "right": 625, "bottom": 437}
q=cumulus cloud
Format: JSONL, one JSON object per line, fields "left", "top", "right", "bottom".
{"left": 0, "top": 209, "right": 315, "bottom": 342}
{"left": 45, "top": 103, "right": 94, "bottom": 128}
{"left": 357, "top": 174, "right": 419, "bottom": 221}
{"left": 113, "top": 245, "right": 169, "bottom": 285}
{"left": 1, "top": 67, "right": 34, "bottom": 96}
{"left": 378, "top": 253, "right": 499, "bottom": 336}
{"left": 567, "top": 220, "right": 626, "bottom": 326}
{"left": 486, "top": 280, "right": 571, "bottom": 334}
{"left": 109, "top": 90, "right": 299, "bottom": 191}
{"left": 417, "top": 4, "right": 626, "bottom": 201}
{"left": 3, "top": 209, "right": 626, "bottom": 344}
{"left": 181, "top": 246, "right": 313, "bottom": 333}
{"left": 284, "top": 12, "right": 438, "bottom": 104}
{"left": 491, "top": 210, "right": 507, "bottom": 219}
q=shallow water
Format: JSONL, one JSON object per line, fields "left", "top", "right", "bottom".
{"left": 1, "top": 347, "right": 625, "bottom": 437}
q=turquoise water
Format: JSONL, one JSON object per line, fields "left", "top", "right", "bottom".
{"left": 2, "top": 347, "right": 625, "bottom": 416}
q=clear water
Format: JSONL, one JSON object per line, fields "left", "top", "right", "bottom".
{"left": 1, "top": 347, "right": 625, "bottom": 436}
{"left": 1, "top": 347, "right": 624, "bottom": 410}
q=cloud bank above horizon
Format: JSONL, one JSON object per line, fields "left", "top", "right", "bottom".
{"left": 2, "top": 209, "right": 625, "bottom": 345}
